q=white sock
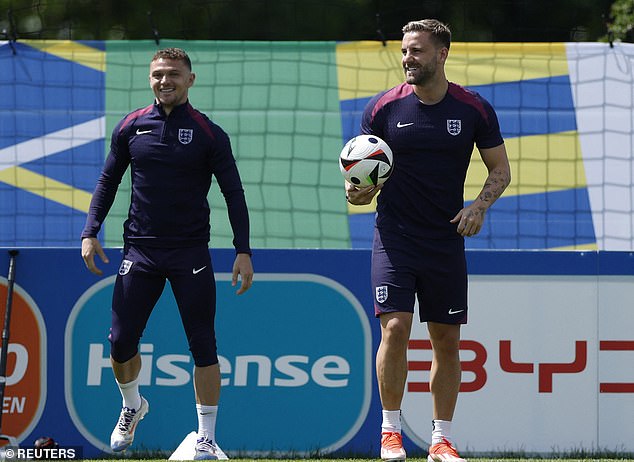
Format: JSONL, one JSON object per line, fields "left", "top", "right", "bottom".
{"left": 197, "top": 404, "right": 218, "bottom": 441}
{"left": 431, "top": 419, "right": 452, "bottom": 445}
{"left": 381, "top": 409, "right": 402, "bottom": 433}
{"left": 117, "top": 377, "right": 141, "bottom": 410}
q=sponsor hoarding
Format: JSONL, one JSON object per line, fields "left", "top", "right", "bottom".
{"left": 0, "top": 249, "right": 632, "bottom": 456}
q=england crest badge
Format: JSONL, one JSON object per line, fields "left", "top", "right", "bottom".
{"left": 119, "top": 259, "right": 133, "bottom": 275}
{"left": 178, "top": 128, "right": 193, "bottom": 144}
{"left": 447, "top": 119, "right": 461, "bottom": 136}
{"left": 376, "top": 285, "right": 389, "bottom": 304}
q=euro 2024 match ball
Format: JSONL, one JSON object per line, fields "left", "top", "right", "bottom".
{"left": 339, "top": 134, "right": 394, "bottom": 188}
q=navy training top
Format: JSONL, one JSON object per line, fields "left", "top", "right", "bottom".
{"left": 82, "top": 100, "right": 251, "bottom": 254}
{"left": 361, "top": 82, "right": 504, "bottom": 239}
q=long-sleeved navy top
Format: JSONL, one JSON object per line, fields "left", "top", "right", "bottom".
{"left": 82, "top": 100, "right": 251, "bottom": 254}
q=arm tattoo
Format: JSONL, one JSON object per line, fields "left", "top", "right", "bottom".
{"left": 478, "top": 167, "right": 510, "bottom": 205}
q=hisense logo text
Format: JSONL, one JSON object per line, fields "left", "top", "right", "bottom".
{"left": 86, "top": 343, "right": 350, "bottom": 388}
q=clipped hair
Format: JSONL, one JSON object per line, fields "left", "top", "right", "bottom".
{"left": 152, "top": 47, "right": 192, "bottom": 70}
{"left": 402, "top": 19, "right": 451, "bottom": 50}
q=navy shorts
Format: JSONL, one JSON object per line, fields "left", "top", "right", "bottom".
{"left": 371, "top": 228, "right": 468, "bottom": 324}
{"left": 109, "top": 244, "right": 218, "bottom": 367}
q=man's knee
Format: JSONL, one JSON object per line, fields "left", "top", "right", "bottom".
{"left": 381, "top": 313, "right": 413, "bottom": 347}
{"left": 428, "top": 322, "right": 461, "bottom": 356}
{"left": 189, "top": 331, "right": 218, "bottom": 367}
{"left": 109, "top": 335, "right": 138, "bottom": 363}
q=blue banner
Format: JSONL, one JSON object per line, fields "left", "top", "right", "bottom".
{"left": 0, "top": 248, "right": 633, "bottom": 457}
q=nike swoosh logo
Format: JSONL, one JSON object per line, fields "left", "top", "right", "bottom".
{"left": 396, "top": 122, "right": 414, "bottom": 128}
{"left": 192, "top": 266, "right": 207, "bottom": 275}
{"left": 136, "top": 129, "right": 152, "bottom": 135}
{"left": 448, "top": 308, "right": 465, "bottom": 315}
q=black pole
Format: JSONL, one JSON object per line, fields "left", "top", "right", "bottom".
{"left": 375, "top": 13, "right": 387, "bottom": 47}
{"left": 5, "top": 9, "right": 18, "bottom": 55}
{"left": 147, "top": 11, "right": 160, "bottom": 46}
{"left": 0, "top": 250, "right": 18, "bottom": 432}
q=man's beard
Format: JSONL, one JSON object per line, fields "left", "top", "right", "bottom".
{"left": 404, "top": 62, "right": 436, "bottom": 85}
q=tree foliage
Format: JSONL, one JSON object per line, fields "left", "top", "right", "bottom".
{"left": 0, "top": 0, "right": 616, "bottom": 42}
{"left": 605, "top": 0, "right": 634, "bottom": 42}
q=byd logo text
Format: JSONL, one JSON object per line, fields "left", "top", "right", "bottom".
{"left": 408, "top": 339, "right": 634, "bottom": 393}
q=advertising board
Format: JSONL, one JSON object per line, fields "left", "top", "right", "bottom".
{"left": 0, "top": 249, "right": 631, "bottom": 456}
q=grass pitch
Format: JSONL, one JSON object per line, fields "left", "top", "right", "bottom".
{"left": 80, "top": 457, "right": 634, "bottom": 462}
{"left": 82, "top": 458, "right": 634, "bottom": 461}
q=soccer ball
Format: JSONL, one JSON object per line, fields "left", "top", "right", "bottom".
{"left": 33, "top": 437, "right": 58, "bottom": 459}
{"left": 34, "top": 436, "right": 58, "bottom": 449}
{"left": 339, "top": 134, "right": 393, "bottom": 187}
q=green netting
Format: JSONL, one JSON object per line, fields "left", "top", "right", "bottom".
{"left": 104, "top": 40, "right": 349, "bottom": 249}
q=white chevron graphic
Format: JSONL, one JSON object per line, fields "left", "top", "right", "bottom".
{"left": 0, "top": 117, "right": 105, "bottom": 171}
{"left": 0, "top": 117, "right": 105, "bottom": 212}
